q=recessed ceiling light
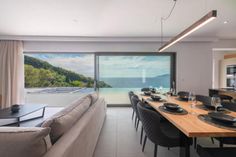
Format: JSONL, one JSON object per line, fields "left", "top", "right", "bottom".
{"left": 223, "top": 21, "right": 228, "bottom": 24}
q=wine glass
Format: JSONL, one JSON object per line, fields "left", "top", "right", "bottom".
{"left": 166, "top": 91, "right": 172, "bottom": 102}
{"left": 211, "top": 97, "right": 222, "bottom": 112}
{"left": 159, "top": 86, "right": 163, "bottom": 94}
{"left": 188, "top": 92, "right": 196, "bottom": 114}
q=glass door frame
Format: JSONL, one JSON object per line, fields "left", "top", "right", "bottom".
{"left": 94, "top": 52, "right": 176, "bottom": 106}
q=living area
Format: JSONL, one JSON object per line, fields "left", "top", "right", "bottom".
{"left": 1, "top": 0, "right": 236, "bottom": 157}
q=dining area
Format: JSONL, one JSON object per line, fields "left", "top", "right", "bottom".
{"left": 128, "top": 88, "right": 236, "bottom": 157}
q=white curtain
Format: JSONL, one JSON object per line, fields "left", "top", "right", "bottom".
{"left": 0, "top": 40, "right": 24, "bottom": 109}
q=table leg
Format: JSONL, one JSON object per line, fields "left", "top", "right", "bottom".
{"left": 17, "top": 117, "right": 20, "bottom": 127}
{"left": 180, "top": 132, "right": 191, "bottom": 157}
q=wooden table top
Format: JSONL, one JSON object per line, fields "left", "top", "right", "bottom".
{"left": 141, "top": 94, "right": 236, "bottom": 138}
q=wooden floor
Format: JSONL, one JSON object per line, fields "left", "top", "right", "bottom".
{"left": 93, "top": 107, "right": 221, "bottom": 157}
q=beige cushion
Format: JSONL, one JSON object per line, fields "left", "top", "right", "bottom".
{"left": 42, "top": 95, "right": 92, "bottom": 143}
{"left": 0, "top": 127, "right": 51, "bottom": 157}
{"left": 89, "top": 92, "right": 99, "bottom": 104}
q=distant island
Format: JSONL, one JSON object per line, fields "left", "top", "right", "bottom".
{"left": 24, "top": 55, "right": 111, "bottom": 88}
{"left": 100, "top": 74, "right": 170, "bottom": 88}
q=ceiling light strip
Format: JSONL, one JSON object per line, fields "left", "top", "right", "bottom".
{"left": 158, "top": 10, "right": 217, "bottom": 52}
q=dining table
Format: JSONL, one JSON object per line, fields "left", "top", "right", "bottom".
{"left": 140, "top": 94, "right": 236, "bottom": 157}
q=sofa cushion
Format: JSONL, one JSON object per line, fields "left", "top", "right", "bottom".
{"left": 42, "top": 95, "right": 92, "bottom": 144}
{"left": 0, "top": 127, "right": 51, "bottom": 157}
{"left": 89, "top": 92, "right": 99, "bottom": 105}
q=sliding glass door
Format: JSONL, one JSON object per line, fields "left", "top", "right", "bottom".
{"left": 24, "top": 52, "right": 175, "bottom": 106}
{"left": 96, "top": 53, "right": 175, "bottom": 105}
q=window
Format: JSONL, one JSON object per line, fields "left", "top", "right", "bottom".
{"left": 24, "top": 53, "right": 95, "bottom": 107}
{"left": 96, "top": 53, "right": 175, "bottom": 105}
{"left": 24, "top": 52, "right": 175, "bottom": 106}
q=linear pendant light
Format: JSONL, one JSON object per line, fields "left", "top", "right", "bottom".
{"left": 158, "top": 10, "right": 217, "bottom": 52}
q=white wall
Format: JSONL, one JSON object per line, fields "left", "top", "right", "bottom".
{"left": 23, "top": 39, "right": 236, "bottom": 95}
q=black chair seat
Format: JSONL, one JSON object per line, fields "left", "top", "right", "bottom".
{"left": 197, "top": 145, "right": 236, "bottom": 157}
{"left": 141, "top": 88, "right": 150, "bottom": 92}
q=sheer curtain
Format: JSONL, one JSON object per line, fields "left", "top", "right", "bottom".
{"left": 0, "top": 40, "right": 24, "bottom": 109}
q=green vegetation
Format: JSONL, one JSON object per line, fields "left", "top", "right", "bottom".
{"left": 24, "top": 55, "right": 111, "bottom": 88}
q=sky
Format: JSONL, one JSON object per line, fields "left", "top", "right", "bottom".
{"left": 25, "top": 54, "right": 170, "bottom": 78}
{"left": 26, "top": 54, "right": 94, "bottom": 78}
{"left": 99, "top": 56, "right": 170, "bottom": 78}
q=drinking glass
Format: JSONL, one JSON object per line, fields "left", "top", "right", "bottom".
{"left": 159, "top": 86, "right": 163, "bottom": 94}
{"left": 211, "top": 97, "right": 222, "bottom": 112}
{"left": 188, "top": 92, "right": 196, "bottom": 114}
{"left": 166, "top": 92, "right": 171, "bottom": 102}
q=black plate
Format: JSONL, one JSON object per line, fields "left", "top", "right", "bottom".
{"left": 163, "top": 106, "right": 183, "bottom": 113}
{"left": 179, "top": 95, "right": 189, "bottom": 101}
{"left": 203, "top": 103, "right": 215, "bottom": 110}
{"left": 144, "top": 91, "right": 151, "bottom": 96}
{"left": 208, "top": 112, "right": 236, "bottom": 124}
{"left": 163, "top": 103, "right": 180, "bottom": 111}
{"left": 150, "top": 95, "right": 161, "bottom": 101}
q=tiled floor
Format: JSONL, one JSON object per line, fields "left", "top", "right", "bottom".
{"left": 93, "top": 107, "right": 219, "bottom": 157}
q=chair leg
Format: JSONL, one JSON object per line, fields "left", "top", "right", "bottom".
{"left": 194, "top": 137, "right": 197, "bottom": 149}
{"left": 142, "top": 135, "right": 147, "bottom": 152}
{"left": 140, "top": 126, "right": 143, "bottom": 145}
{"left": 136, "top": 119, "right": 140, "bottom": 131}
{"left": 219, "top": 141, "right": 223, "bottom": 148}
{"left": 154, "top": 144, "right": 158, "bottom": 157}
{"left": 211, "top": 137, "right": 214, "bottom": 144}
{"left": 132, "top": 109, "right": 135, "bottom": 120}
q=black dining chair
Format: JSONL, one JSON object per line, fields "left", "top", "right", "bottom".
{"left": 137, "top": 101, "right": 181, "bottom": 157}
{"left": 197, "top": 145, "right": 236, "bottom": 157}
{"left": 177, "top": 91, "right": 190, "bottom": 97}
{"left": 131, "top": 94, "right": 141, "bottom": 130}
{"left": 196, "top": 95, "right": 212, "bottom": 106}
{"left": 131, "top": 95, "right": 147, "bottom": 145}
{"left": 214, "top": 101, "right": 236, "bottom": 147}
{"left": 141, "top": 88, "right": 150, "bottom": 92}
{"left": 128, "top": 91, "right": 135, "bottom": 120}
{"left": 218, "top": 94, "right": 233, "bottom": 102}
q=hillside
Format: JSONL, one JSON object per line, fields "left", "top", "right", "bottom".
{"left": 24, "top": 55, "right": 111, "bottom": 88}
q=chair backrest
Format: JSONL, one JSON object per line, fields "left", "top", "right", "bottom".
{"left": 131, "top": 95, "right": 140, "bottom": 118}
{"left": 222, "top": 102, "right": 236, "bottom": 112}
{"left": 141, "top": 88, "right": 150, "bottom": 92}
{"left": 177, "top": 91, "right": 190, "bottom": 97}
{"left": 219, "top": 94, "right": 233, "bottom": 102}
{"left": 128, "top": 91, "right": 134, "bottom": 103}
{"left": 137, "top": 102, "right": 178, "bottom": 146}
{"left": 196, "top": 95, "right": 211, "bottom": 106}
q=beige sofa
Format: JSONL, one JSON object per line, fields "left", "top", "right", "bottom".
{"left": 43, "top": 94, "right": 107, "bottom": 157}
{"left": 0, "top": 93, "right": 107, "bottom": 157}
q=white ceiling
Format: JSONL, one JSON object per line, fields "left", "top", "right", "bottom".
{"left": 0, "top": 0, "right": 236, "bottom": 39}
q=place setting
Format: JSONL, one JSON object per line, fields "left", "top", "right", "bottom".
{"left": 146, "top": 95, "right": 167, "bottom": 102}
{"left": 195, "top": 96, "right": 230, "bottom": 114}
{"left": 198, "top": 97, "right": 236, "bottom": 130}
{"left": 159, "top": 102, "right": 188, "bottom": 115}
